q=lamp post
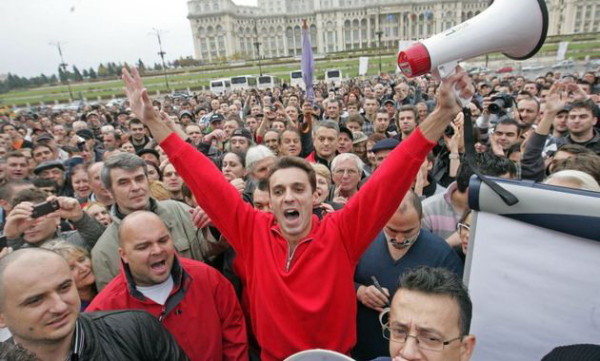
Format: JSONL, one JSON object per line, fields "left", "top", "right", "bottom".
{"left": 49, "top": 42, "right": 74, "bottom": 100}
{"left": 253, "top": 19, "right": 263, "bottom": 76}
{"left": 376, "top": 30, "right": 384, "bottom": 74}
{"left": 152, "top": 28, "right": 170, "bottom": 91}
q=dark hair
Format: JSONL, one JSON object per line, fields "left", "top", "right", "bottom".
{"left": 398, "top": 266, "right": 472, "bottom": 335}
{"left": 267, "top": 156, "right": 316, "bottom": 192}
{"left": 128, "top": 118, "right": 143, "bottom": 128}
{"left": 457, "top": 153, "right": 517, "bottom": 192}
{"left": 556, "top": 143, "right": 595, "bottom": 156}
{"left": 397, "top": 105, "right": 418, "bottom": 120}
{"left": 223, "top": 151, "right": 247, "bottom": 169}
{"left": 33, "top": 178, "right": 59, "bottom": 193}
{"left": 11, "top": 188, "right": 48, "bottom": 208}
{"left": 3, "top": 150, "right": 26, "bottom": 161}
{"left": 145, "top": 160, "right": 162, "bottom": 181}
{"left": 569, "top": 98, "right": 597, "bottom": 115}
{"left": 0, "top": 180, "right": 32, "bottom": 202}
{"left": 551, "top": 153, "right": 600, "bottom": 184}
{"left": 496, "top": 116, "right": 521, "bottom": 131}
{"left": 32, "top": 143, "right": 53, "bottom": 155}
{"left": 346, "top": 113, "right": 364, "bottom": 126}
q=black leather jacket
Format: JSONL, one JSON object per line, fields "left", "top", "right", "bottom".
{"left": 78, "top": 310, "right": 189, "bottom": 360}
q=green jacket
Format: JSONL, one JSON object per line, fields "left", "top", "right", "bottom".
{"left": 91, "top": 198, "right": 214, "bottom": 290}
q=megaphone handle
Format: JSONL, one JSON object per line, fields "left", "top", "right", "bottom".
{"left": 433, "top": 61, "right": 472, "bottom": 108}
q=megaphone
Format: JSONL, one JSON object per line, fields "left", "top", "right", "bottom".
{"left": 397, "top": 0, "right": 548, "bottom": 78}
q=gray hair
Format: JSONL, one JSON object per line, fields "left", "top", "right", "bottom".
{"left": 312, "top": 119, "right": 339, "bottom": 137}
{"left": 100, "top": 152, "right": 147, "bottom": 190}
{"left": 245, "top": 145, "right": 275, "bottom": 171}
{"left": 331, "top": 152, "right": 364, "bottom": 174}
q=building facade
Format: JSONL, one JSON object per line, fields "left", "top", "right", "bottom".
{"left": 188, "top": 0, "right": 599, "bottom": 63}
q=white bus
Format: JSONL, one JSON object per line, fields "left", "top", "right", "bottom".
{"left": 290, "top": 70, "right": 305, "bottom": 89}
{"left": 257, "top": 75, "right": 281, "bottom": 90}
{"left": 209, "top": 78, "right": 231, "bottom": 95}
{"left": 230, "top": 75, "right": 257, "bottom": 91}
{"left": 325, "top": 69, "right": 343, "bottom": 87}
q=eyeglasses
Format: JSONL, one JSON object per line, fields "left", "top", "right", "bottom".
{"left": 456, "top": 223, "right": 470, "bottom": 233}
{"left": 382, "top": 323, "right": 463, "bottom": 352}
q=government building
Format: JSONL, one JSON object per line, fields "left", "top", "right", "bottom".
{"left": 187, "top": 0, "right": 599, "bottom": 62}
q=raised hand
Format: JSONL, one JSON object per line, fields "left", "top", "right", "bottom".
{"left": 122, "top": 67, "right": 159, "bottom": 125}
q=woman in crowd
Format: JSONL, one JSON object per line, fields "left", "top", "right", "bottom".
{"left": 145, "top": 160, "right": 162, "bottom": 182}
{"left": 119, "top": 141, "right": 135, "bottom": 153}
{"left": 70, "top": 165, "right": 92, "bottom": 204}
{"left": 221, "top": 151, "right": 251, "bottom": 202}
{"left": 83, "top": 201, "right": 112, "bottom": 226}
{"left": 43, "top": 240, "right": 97, "bottom": 310}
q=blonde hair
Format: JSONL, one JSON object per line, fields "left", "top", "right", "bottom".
{"left": 149, "top": 180, "right": 172, "bottom": 201}
{"left": 42, "top": 240, "right": 89, "bottom": 261}
{"left": 311, "top": 163, "right": 332, "bottom": 185}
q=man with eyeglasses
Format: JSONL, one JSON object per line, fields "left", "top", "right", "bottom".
{"left": 353, "top": 191, "right": 463, "bottom": 360}
{"left": 372, "top": 266, "right": 476, "bottom": 361}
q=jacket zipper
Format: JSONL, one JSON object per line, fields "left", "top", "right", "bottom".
{"left": 285, "top": 238, "right": 311, "bottom": 271}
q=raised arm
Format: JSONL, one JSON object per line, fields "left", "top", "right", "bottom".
{"left": 334, "top": 67, "right": 474, "bottom": 261}
{"left": 122, "top": 67, "right": 260, "bottom": 252}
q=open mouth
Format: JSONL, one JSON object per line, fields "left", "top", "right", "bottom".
{"left": 283, "top": 209, "right": 300, "bottom": 221}
{"left": 150, "top": 260, "right": 167, "bottom": 273}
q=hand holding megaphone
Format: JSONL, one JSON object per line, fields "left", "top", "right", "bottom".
{"left": 437, "top": 66, "right": 474, "bottom": 114}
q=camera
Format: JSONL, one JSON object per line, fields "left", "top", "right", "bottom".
{"left": 488, "top": 93, "right": 514, "bottom": 115}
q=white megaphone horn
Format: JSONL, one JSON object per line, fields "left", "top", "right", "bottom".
{"left": 397, "top": 0, "right": 549, "bottom": 79}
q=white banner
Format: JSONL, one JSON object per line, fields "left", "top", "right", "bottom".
{"left": 467, "top": 213, "right": 600, "bottom": 361}
{"left": 556, "top": 41, "right": 569, "bottom": 61}
{"left": 358, "top": 57, "right": 369, "bottom": 76}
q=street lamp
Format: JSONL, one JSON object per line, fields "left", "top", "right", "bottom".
{"left": 49, "top": 42, "right": 74, "bottom": 100}
{"left": 152, "top": 28, "right": 170, "bottom": 91}
{"left": 253, "top": 19, "right": 263, "bottom": 76}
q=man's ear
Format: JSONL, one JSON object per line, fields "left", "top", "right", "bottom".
{"left": 460, "top": 334, "right": 476, "bottom": 361}
{"left": 118, "top": 247, "right": 128, "bottom": 265}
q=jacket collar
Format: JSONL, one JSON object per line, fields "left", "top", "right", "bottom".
{"left": 111, "top": 197, "right": 159, "bottom": 221}
{"left": 121, "top": 255, "right": 190, "bottom": 320}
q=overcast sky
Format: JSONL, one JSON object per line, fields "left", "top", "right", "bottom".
{"left": 0, "top": 0, "right": 256, "bottom": 78}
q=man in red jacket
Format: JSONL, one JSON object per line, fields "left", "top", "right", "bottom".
{"left": 87, "top": 211, "right": 248, "bottom": 361}
{"left": 121, "top": 66, "right": 473, "bottom": 361}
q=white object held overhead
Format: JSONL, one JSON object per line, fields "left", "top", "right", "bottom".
{"left": 284, "top": 349, "right": 355, "bottom": 361}
{"left": 397, "top": 0, "right": 549, "bottom": 78}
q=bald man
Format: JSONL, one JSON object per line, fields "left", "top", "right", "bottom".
{"left": 0, "top": 248, "right": 186, "bottom": 361}
{"left": 87, "top": 211, "right": 248, "bottom": 361}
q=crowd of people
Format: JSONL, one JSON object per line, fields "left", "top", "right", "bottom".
{"left": 0, "top": 62, "right": 598, "bottom": 361}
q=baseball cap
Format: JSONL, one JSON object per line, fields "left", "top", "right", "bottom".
{"left": 231, "top": 128, "right": 252, "bottom": 140}
{"left": 209, "top": 113, "right": 224, "bottom": 123}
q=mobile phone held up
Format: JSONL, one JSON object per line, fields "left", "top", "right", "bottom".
{"left": 31, "top": 200, "right": 60, "bottom": 219}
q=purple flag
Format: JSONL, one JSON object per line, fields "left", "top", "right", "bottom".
{"left": 301, "top": 20, "right": 315, "bottom": 102}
